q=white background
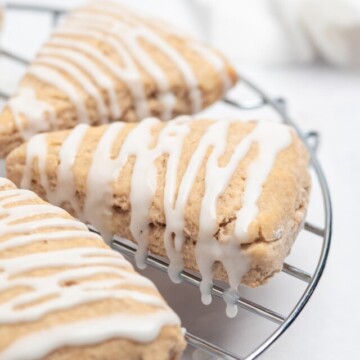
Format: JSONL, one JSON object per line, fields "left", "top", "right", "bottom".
{"left": 0, "top": 1, "right": 359, "bottom": 359}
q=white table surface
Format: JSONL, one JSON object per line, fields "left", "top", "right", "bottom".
{"left": 239, "top": 64, "right": 360, "bottom": 360}
{"left": 1, "top": 2, "right": 359, "bottom": 359}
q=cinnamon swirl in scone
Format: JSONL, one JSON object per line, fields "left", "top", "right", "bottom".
{"left": 0, "top": 0, "right": 237, "bottom": 158}
{"left": 0, "top": 177, "right": 185, "bottom": 360}
{"left": 6, "top": 117, "right": 311, "bottom": 316}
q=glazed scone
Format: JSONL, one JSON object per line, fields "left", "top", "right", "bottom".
{"left": 0, "top": 177, "right": 185, "bottom": 360}
{"left": 0, "top": 0, "right": 237, "bottom": 158}
{"left": 6, "top": 116, "right": 311, "bottom": 316}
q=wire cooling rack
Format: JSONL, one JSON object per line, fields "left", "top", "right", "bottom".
{"left": 0, "top": 3, "right": 332, "bottom": 359}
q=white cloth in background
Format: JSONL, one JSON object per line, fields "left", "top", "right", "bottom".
{"left": 192, "top": 0, "right": 360, "bottom": 68}
{"left": 299, "top": 0, "right": 360, "bottom": 67}
{"left": 199, "top": 0, "right": 299, "bottom": 65}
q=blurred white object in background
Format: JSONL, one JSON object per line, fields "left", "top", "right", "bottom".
{"left": 300, "top": 0, "right": 360, "bottom": 67}
{"left": 0, "top": 1, "right": 3, "bottom": 34}
{"left": 194, "top": 0, "right": 298, "bottom": 65}
{"left": 271, "top": 0, "right": 316, "bottom": 63}
{"left": 274, "top": 0, "right": 360, "bottom": 67}
{"left": 189, "top": 0, "right": 360, "bottom": 68}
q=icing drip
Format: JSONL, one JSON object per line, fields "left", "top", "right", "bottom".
{"left": 85, "top": 118, "right": 160, "bottom": 267}
{"left": 195, "top": 121, "right": 291, "bottom": 316}
{"left": 83, "top": 122, "right": 126, "bottom": 243}
{"left": 152, "top": 118, "right": 191, "bottom": 282}
{"left": 19, "top": 117, "right": 292, "bottom": 316}
{"left": 7, "top": 88, "right": 55, "bottom": 140}
{"left": 0, "top": 178, "right": 180, "bottom": 358}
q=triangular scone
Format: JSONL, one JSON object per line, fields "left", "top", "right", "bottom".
{"left": 0, "top": 178, "right": 185, "bottom": 359}
{"left": 0, "top": 0, "right": 237, "bottom": 157}
{"left": 7, "top": 117, "right": 311, "bottom": 316}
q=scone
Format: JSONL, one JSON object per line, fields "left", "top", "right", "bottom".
{"left": 6, "top": 116, "right": 311, "bottom": 316}
{"left": 0, "top": 0, "right": 237, "bottom": 158}
{"left": 0, "top": 177, "right": 185, "bottom": 360}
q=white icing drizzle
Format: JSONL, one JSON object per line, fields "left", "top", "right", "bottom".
{"left": 7, "top": 88, "right": 55, "bottom": 140}
{"left": 20, "top": 124, "right": 89, "bottom": 217}
{"left": 54, "top": 22, "right": 176, "bottom": 120}
{"left": 137, "top": 27, "right": 202, "bottom": 114}
{"left": 48, "top": 37, "right": 149, "bottom": 119}
{"left": 0, "top": 186, "right": 94, "bottom": 252}
{"left": 50, "top": 124, "right": 88, "bottom": 214}
{"left": 27, "top": 65, "right": 90, "bottom": 124}
{"left": 0, "top": 248, "right": 161, "bottom": 324}
{"left": 82, "top": 122, "right": 126, "bottom": 243}
{"left": 7, "top": 0, "right": 232, "bottom": 141}
{"left": 39, "top": 46, "right": 121, "bottom": 120}
{"left": 66, "top": 10, "right": 202, "bottom": 113}
{"left": 152, "top": 118, "right": 192, "bottom": 282}
{"left": 0, "top": 177, "right": 180, "bottom": 358}
{"left": 84, "top": 1, "right": 232, "bottom": 97}
{"left": 36, "top": 56, "right": 108, "bottom": 123}
{"left": 84, "top": 118, "right": 160, "bottom": 267}
{"left": 55, "top": 18, "right": 178, "bottom": 119}
{"left": 0, "top": 311, "right": 180, "bottom": 360}
{"left": 18, "top": 117, "right": 292, "bottom": 316}
{"left": 20, "top": 132, "right": 48, "bottom": 197}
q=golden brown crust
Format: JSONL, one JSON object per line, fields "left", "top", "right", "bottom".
{"left": 0, "top": 179, "right": 186, "bottom": 359}
{"left": 0, "top": 1, "right": 237, "bottom": 158}
{"left": 6, "top": 119, "right": 310, "bottom": 288}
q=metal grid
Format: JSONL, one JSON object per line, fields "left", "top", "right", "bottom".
{"left": 0, "top": 3, "right": 332, "bottom": 359}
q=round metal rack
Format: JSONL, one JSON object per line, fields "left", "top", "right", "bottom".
{"left": 0, "top": 3, "right": 332, "bottom": 359}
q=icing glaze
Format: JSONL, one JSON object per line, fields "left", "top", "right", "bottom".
{"left": 36, "top": 56, "right": 108, "bottom": 123}
{"left": 0, "top": 311, "right": 180, "bottom": 360}
{"left": 0, "top": 177, "right": 180, "bottom": 358}
{"left": 8, "top": 88, "right": 55, "bottom": 140}
{"left": 84, "top": 0, "right": 232, "bottom": 92}
{"left": 48, "top": 37, "right": 149, "bottom": 119}
{"left": 39, "top": 46, "right": 121, "bottom": 119}
{"left": 7, "top": 0, "right": 232, "bottom": 138}
{"left": 66, "top": 10, "right": 202, "bottom": 113}
{"left": 54, "top": 20, "right": 176, "bottom": 120}
{"left": 28, "top": 65, "right": 90, "bottom": 124}
{"left": 19, "top": 117, "right": 292, "bottom": 316}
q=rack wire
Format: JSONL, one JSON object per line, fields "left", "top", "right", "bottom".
{"left": 0, "top": 3, "right": 332, "bottom": 359}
